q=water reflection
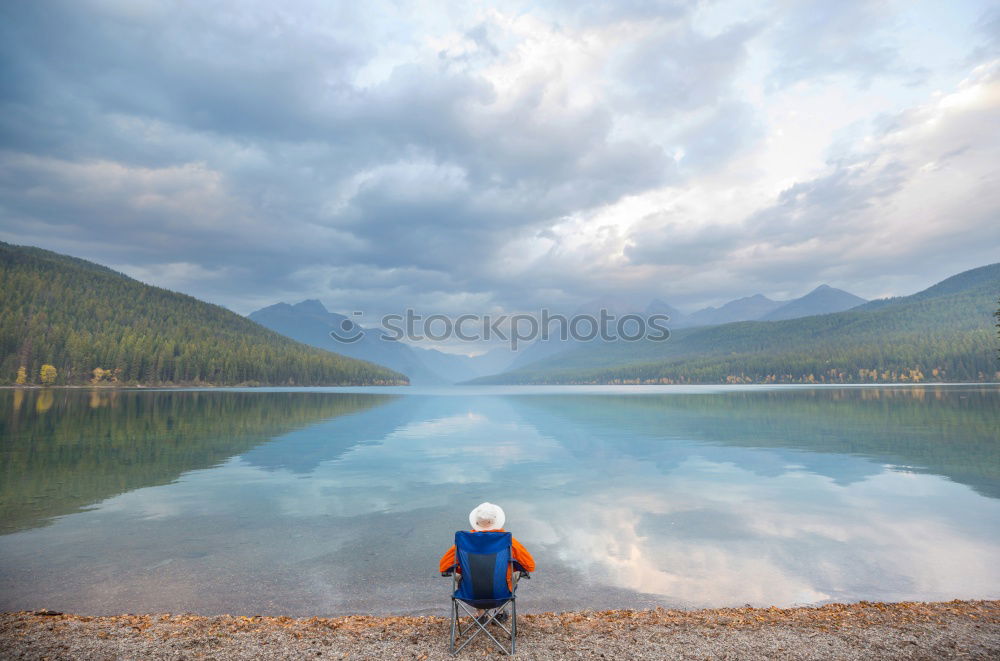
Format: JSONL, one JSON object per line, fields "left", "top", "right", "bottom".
{"left": 0, "top": 389, "right": 394, "bottom": 533}
{"left": 0, "top": 386, "right": 997, "bottom": 615}
{"left": 514, "top": 387, "right": 1000, "bottom": 497}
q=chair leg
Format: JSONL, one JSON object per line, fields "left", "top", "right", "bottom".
{"left": 450, "top": 598, "right": 457, "bottom": 653}
{"left": 452, "top": 601, "right": 515, "bottom": 655}
{"left": 511, "top": 598, "right": 517, "bottom": 655}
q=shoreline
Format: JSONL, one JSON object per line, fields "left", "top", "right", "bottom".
{"left": 2, "top": 381, "right": 997, "bottom": 390}
{"left": 3, "top": 600, "right": 998, "bottom": 659}
{"left": 0, "top": 382, "right": 410, "bottom": 389}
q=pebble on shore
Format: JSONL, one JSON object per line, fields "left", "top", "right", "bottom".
{"left": 2, "top": 600, "right": 998, "bottom": 660}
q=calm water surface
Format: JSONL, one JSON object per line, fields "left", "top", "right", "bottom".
{"left": 1, "top": 385, "right": 998, "bottom": 615}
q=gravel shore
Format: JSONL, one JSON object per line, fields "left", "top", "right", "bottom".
{"left": 2, "top": 600, "right": 997, "bottom": 660}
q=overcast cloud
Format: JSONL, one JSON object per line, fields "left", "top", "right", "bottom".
{"left": 1, "top": 0, "right": 998, "bottom": 329}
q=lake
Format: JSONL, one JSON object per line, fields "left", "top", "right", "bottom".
{"left": 1, "top": 384, "right": 998, "bottom": 616}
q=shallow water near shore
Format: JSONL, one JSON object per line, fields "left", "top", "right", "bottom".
{"left": 1, "top": 384, "right": 998, "bottom": 615}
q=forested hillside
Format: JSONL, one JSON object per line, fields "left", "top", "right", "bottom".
{"left": 0, "top": 242, "right": 407, "bottom": 386}
{"left": 474, "top": 263, "right": 1000, "bottom": 385}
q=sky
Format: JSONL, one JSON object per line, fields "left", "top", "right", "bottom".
{"left": 1, "top": 0, "right": 998, "bottom": 322}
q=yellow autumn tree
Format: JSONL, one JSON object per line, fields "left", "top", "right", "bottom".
{"left": 15, "top": 366, "right": 27, "bottom": 385}
{"left": 39, "top": 364, "right": 57, "bottom": 385}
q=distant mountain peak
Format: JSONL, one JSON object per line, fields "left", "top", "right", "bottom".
{"left": 761, "top": 285, "right": 866, "bottom": 321}
{"left": 680, "top": 293, "right": 782, "bottom": 327}
{"left": 728, "top": 293, "right": 776, "bottom": 305}
{"left": 248, "top": 299, "right": 513, "bottom": 384}
{"left": 253, "top": 302, "right": 293, "bottom": 314}
{"left": 292, "top": 299, "right": 330, "bottom": 315}
{"left": 645, "top": 298, "right": 683, "bottom": 318}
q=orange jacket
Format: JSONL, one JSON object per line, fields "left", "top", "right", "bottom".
{"left": 439, "top": 529, "right": 536, "bottom": 591}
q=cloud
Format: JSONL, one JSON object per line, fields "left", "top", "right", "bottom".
{"left": 1, "top": 0, "right": 680, "bottom": 312}
{"left": 764, "top": 0, "right": 925, "bottom": 89}
{"left": 612, "top": 19, "right": 760, "bottom": 112}
{"left": 0, "top": 0, "right": 997, "bottom": 320}
{"left": 621, "top": 59, "right": 1000, "bottom": 300}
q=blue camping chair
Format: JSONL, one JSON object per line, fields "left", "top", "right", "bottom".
{"left": 441, "top": 531, "right": 530, "bottom": 655}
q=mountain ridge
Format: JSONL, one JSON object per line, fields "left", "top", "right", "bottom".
{"left": 682, "top": 293, "right": 783, "bottom": 327}
{"left": 760, "top": 284, "right": 867, "bottom": 321}
{"left": 470, "top": 263, "right": 1000, "bottom": 385}
{"left": 505, "top": 283, "right": 868, "bottom": 367}
{"left": 248, "top": 299, "right": 515, "bottom": 383}
{"left": 0, "top": 242, "right": 407, "bottom": 386}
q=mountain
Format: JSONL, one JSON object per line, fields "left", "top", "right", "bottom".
{"left": 413, "top": 345, "right": 516, "bottom": 382}
{"left": 411, "top": 347, "right": 479, "bottom": 383}
{"left": 681, "top": 294, "right": 783, "bottom": 327}
{"left": 508, "top": 297, "right": 687, "bottom": 370}
{"left": 249, "top": 300, "right": 443, "bottom": 383}
{"left": 761, "top": 284, "right": 867, "bottom": 321}
{"left": 470, "top": 263, "right": 1000, "bottom": 385}
{"left": 0, "top": 242, "right": 406, "bottom": 386}
{"left": 506, "top": 338, "right": 572, "bottom": 371}
{"left": 459, "top": 346, "right": 519, "bottom": 376}
{"left": 678, "top": 287, "right": 866, "bottom": 327}
{"left": 645, "top": 298, "right": 685, "bottom": 322}
{"left": 248, "top": 300, "right": 516, "bottom": 383}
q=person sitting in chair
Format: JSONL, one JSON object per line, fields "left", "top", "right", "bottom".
{"left": 439, "top": 501, "right": 536, "bottom": 593}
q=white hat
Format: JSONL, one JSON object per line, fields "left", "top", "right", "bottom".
{"left": 469, "top": 502, "right": 506, "bottom": 531}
